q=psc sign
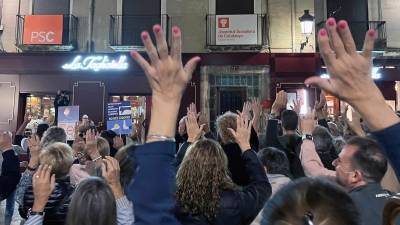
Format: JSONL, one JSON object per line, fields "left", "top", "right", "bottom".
{"left": 23, "top": 15, "right": 63, "bottom": 45}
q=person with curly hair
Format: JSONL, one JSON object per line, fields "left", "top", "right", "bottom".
{"left": 176, "top": 113, "right": 271, "bottom": 225}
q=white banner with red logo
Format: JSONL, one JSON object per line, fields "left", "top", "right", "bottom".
{"left": 215, "top": 15, "right": 258, "bottom": 45}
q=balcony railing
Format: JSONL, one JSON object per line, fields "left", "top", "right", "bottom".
{"left": 109, "top": 14, "right": 169, "bottom": 52}
{"left": 206, "top": 14, "right": 270, "bottom": 51}
{"left": 316, "top": 21, "right": 386, "bottom": 51}
{"left": 16, "top": 14, "right": 78, "bottom": 52}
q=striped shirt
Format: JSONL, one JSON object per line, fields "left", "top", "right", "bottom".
{"left": 24, "top": 196, "right": 134, "bottom": 225}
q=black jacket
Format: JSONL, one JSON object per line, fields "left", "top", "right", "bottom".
{"left": 265, "top": 119, "right": 304, "bottom": 178}
{"left": 221, "top": 128, "right": 260, "bottom": 186}
{"left": 19, "top": 176, "right": 74, "bottom": 225}
{"left": 350, "top": 182, "right": 399, "bottom": 225}
{"left": 176, "top": 143, "right": 271, "bottom": 225}
{"left": 0, "top": 150, "right": 21, "bottom": 201}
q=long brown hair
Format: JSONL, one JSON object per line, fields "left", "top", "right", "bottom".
{"left": 176, "top": 139, "right": 237, "bottom": 220}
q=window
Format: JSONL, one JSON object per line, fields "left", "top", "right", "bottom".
{"left": 121, "top": 0, "right": 161, "bottom": 46}
{"left": 32, "top": 0, "right": 70, "bottom": 15}
{"left": 216, "top": 0, "right": 253, "bottom": 14}
{"left": 26, "top": 95, "right": 56, "bottom": 125}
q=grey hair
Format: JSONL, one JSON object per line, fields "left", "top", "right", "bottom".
{"left": 312, "top": 126, "right": 334, "bottom": 153}
{"left": 40, "top": 126, "right": 67, "bottom": 148}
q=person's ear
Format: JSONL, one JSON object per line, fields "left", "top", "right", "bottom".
{"left": 352, "top": 170, "right": 364, "bottom": 183}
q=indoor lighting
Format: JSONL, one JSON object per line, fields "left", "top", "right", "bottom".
{"left": 321, "top": 67, "right": 382, "bottom": 80}
{"left": 300, "top": 89, "right": 308, "bottom": 115}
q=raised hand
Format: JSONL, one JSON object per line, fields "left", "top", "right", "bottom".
{"left": 26, "top": 134, "right": 42, "bottom": 172}
{"left": 185, "top": 110, "right": 205, "bottom": 143}
{"left": 241, "top": 101, "right": 252, "bottom": 121}
{"left": 228, "top": 115, "right": 253, "bottom": 152}
{"left": 315, "top": 91, "right": 327, "bottom": 111}
{"left": 300, "top": 111, "right": 316, "bottom": 135}
{"left": 85, "top": 129, "right": 100, "bottom": 160}
{"left": 198, "top": 112, "right": 210, "bottom": 133}
{"left": 251, "top": 98, "right": 262, "bottom": 118}
{"left": 187, "top": 102, "right": 198, "bottom": 117}
{"left": 251, "top": 98, "right": 262, "bottom": 133}
{"left": 130, "top": 25, "right": 200, "bottom": 103}
{"left": 101, "top": 156, "right": 124, "bottom": 199}
{"left": 271, "top": 90, "right": 288, "bottom": 116}
{"left": 32, "top": 165, "right": 56, "bottom": 212}
{"left": 345, "top": 108, "right": 366, "bottom": 137}
{"left": 305, "top": 18, "right": 399, "bottom": 131}
{"left": 315, "top": 91, "right": 328, "bottom": 119}
{"left": 23, "top": 113, "right": 32, "bottom": 125}
{"left": 130, "top": 25, "right": 200, "bottom": 139}
{"left": 113, "top": 136, "right": 124, "bottom": 150}
{"left": 290, "top": 99, "right": 301, "bottom": 115}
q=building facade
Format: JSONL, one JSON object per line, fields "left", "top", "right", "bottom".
{"left": 0, "top": 0, "right": 397, "bottom": 132}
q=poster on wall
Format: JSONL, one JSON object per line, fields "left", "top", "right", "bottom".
{"left": 23, "top": 15, "right": 64, "bottom": 45}
{"left": 58, "top": 106, "right": 79, "bottom": 140}
{"left": 107, "top": 101, "right": 132, "bottom": 135}
{"left": 215, "top": 15, "right": 258, "bottom": 45}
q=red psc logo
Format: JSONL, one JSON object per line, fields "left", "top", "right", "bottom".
{"left": 218, "top": 18, "right": 229, "bottom": 28}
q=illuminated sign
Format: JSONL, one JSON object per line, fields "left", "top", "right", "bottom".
{"left": 62, "top": 55, "right": 129, "bottom": 72}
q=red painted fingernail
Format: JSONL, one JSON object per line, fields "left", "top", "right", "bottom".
{"left": 338, "top": 21, "right": 347, "bottom": 29}
{"left": 319, "top": 29, "right": 327, "bottom": 37}
{"left": 172, "top": 26, "right": 180, "bottom": 34}
{"left": 327, "top": 18, "right": 336, "bottom": 26}
{"left": 130, "top": 50, "right": 138, "bottom": 57}
{"left": 141, "top": 32, "right": 149, "bottom": 40}
{"left": 368, "top": 29, "right": 376, "bottom": 37}
{"left": 153, "top": 24, "right": 161, "bottom": 33}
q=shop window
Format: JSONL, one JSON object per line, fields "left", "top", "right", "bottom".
{"left": 26, "top": 95, "right": 56, "bottom": 125}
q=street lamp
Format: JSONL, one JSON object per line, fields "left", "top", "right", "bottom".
{"left": 299, "top": 10, "right": 315, "bottom": 51}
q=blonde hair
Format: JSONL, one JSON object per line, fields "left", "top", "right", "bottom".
{"left": 216, "top": 112, "right": 238, "bottom": 144}
{"left": 97, "top": 137, "right": 110, "bottom": 158}
{"left": 40, "top": 142, "right": 74, "bottom": 178}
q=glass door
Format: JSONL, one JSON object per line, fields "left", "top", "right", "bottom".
{"left": 26, "top": 94, "right": 56, "bottom": 126}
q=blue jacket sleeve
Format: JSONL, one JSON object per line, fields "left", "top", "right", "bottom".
{"left": 126, "top": 141, "right": 181, "bottom": 225}
{"left": 0, "top": 150, "right": 21, "bottom": 201}
{"left": 371, "top": 123, "right": 400, "bottom": 178}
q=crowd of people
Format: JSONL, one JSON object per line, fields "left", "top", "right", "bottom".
{"left": 1, "top": 18, "right": 400, "bottom": 225}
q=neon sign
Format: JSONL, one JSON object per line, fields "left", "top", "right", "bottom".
{"left": 62, "top": 55, "right": 129, "bottom": 72}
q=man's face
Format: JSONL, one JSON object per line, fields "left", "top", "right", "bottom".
{"left": 82, "top": 115, "right": 89, "bottom": 122}
{"left": 178, "top": 117, "right": 187, "bottom": 136}
{"left": 332, "top": 144, "right": 359, "bottom": 190}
